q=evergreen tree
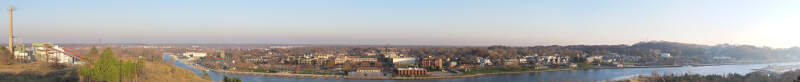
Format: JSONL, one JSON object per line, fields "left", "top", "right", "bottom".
{"left": 79, "top": 47, "right": 143, "bottom": 82}
{"left": 97, "top": 47, "right": 121, "bottom": 82}
{"left": 88, "top": 46, "right": 99, "bottom": 62}
{"left": 89, "top": 47, "right": 98, "bottom": 56}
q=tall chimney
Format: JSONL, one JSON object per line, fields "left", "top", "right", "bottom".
{"left": 8, "top": 6, "right": 13, "bottom": 55}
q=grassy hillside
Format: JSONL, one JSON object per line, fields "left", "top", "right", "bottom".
{"left": 0, "top": 47, "right": 208, "bottom": 82}
{"left": 135, "top": 60, "right": 209, "bottom": 81}
{"left": 0, "top": 61, "right": 208, "bottom": 82}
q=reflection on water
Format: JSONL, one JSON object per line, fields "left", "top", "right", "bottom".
{"left": 163, "top": 54, "right": 800, "bottom": 82}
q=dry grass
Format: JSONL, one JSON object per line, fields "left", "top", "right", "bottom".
{"left": 133, "top": 60, "right": 210, "bottom": 82}
{"left": 0, "top": 60, "right": 208, "bottom": 82}
{"left": 0, "top": 62, "right": 80, "bottom": 82}
{"left": 1, "top": 47, "right": 208, "bottom": 82}
{"left": 0, "top": 62, "right": 57, "bottom": 74}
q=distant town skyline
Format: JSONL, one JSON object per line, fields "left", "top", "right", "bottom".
{"left": 0, "top": 0, "right": 798, "bottom": 48}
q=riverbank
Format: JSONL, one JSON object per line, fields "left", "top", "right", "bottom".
{"left": 168, "top": 54, "right": 798, "bottom": 80}
{"left": 621, "top": 69, "right": 800, "bottom": 82}
{"left": 209, "top": 67, "right": 575, "bottom": 80}
{"left": 169, "top": 54, "right": 580, "bottom": 80}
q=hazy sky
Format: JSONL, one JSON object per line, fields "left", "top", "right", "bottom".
{"left": 1, "top": 0, "right": 799, "bottom": 48}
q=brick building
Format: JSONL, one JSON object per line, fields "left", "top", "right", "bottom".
{"left": 396, "top": 68, "right": 427, "bottom": 76}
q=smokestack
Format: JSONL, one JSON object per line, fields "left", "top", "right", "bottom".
{"left": 8, "top": 6, "right": 13, "bottom": 55}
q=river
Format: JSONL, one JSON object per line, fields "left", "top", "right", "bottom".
{"left": 162, "top": 54, "right": 800, "bottom": 82}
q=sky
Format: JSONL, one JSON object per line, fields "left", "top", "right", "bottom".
{"left": 0, "top": 0, "right": 798, "bottom": 48}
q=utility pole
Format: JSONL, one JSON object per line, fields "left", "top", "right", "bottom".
{"left": 8, "top": 6, "right": 13, "bottom": 57}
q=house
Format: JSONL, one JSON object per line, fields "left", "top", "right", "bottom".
{"left": 476, "top": 57, "right": 493, "bottom": 66}
{"left": 537, "top": 56, "right": 570, "bottom": 65}
{"left": 586, "top": 56, "right": 603, "bottom": 63}
{"left": 504, "top": 59, "right": 520, "bottom": 65}
{"left": 519, "top": 58, "right": 528, "bottom": 64}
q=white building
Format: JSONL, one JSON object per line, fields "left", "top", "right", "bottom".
{"left": 519, "top": 58, "right": 528, "bottom": 64}
{"left": 13, "top": 51, "right": 29, "bottom": 61}
{"left": 33, "top": 43, "right": 82, "bottom": 65}
{"left": 383, "top": 52, "right": 401, "bottom": 58}
{"left": 51, "top": 46, "right": 73, "bottom": 64}
{"left": 182, "top": 52, "right": 207, "bottom": 60}
{"left": 334, "top": 56, "right": 378, "bottom": 64}
{"left": 586, "top": 56, "right": 604, "bottom": 63}
{"left": 315, "top": 54, "right": 333, "bottom": 59}
{"left": 477, "top": 57, "right": 492, "bottom": 66}
{"left": 392, "top": 57, "right": 417, "bottom": 64}
{"left": 349, "top": 58, "right": 378, "bottom": 62}
{"left": 660, "top": 53, "right": 671, "bottom": 58}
